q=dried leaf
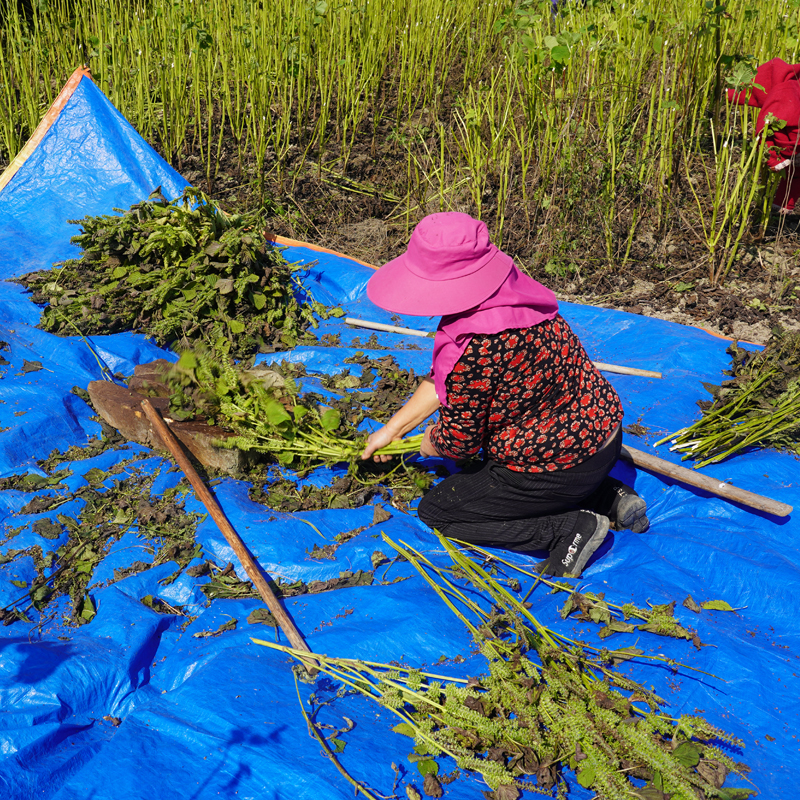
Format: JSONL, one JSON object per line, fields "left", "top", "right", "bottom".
{"left": 607, "top": 646, "right": 644, "bottom": 664}
{"left": 598, "top": 619, "right": 638, "bottom": 638}
{"left": 422, "top": 773, "right": 443, "bottom": 798}
{"left": 247, "top": 608, "right": 278, "bottom": 627}
{"left": 682, "top": 595, "right": 702, "bottom": 613}
{"left": 372, "top": 504, "right": 392, "bottom": 524}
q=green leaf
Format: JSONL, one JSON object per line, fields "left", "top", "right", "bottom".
{"left": 252, "top": 292, "right": 266, "bottom": 310}
{"left": 265, "top": 399, "right": 292, "bottom": 430}
{"left": 416, "top": 759, "right": 438, "bottom": 776}
{"left": 588, "top": 603, "right": 611, "bottom": 624}
{"left": 560, "top": 595, "right": 575, "bottom": 618}
{"left": 229, "top": 319, "right": 245, "bottom": 334}
{"left": 672, "top": 741, "right": 701, "bottom": 768}
{"left": 550, "top": 44, "right": 570, "bottom": 63}
{"left": 31, "top": 583, "right": 51, "bottom": 605}
{"left": 717, "top": 789, "right": 756, "bottom": 800}
{"left": 577, "top": 763, "right": 596, "bottom": 788}
{"left": 320, "top": 407, "right": 341, "bottom": 432}
{"left": 112, "top": 265, "right": 128, "bottom": 279}
{"left": 177, "top": 351, "right": 197, "bottom": 370}
{"left": 329, "top": 736, "right": 346, "bottom": 753}
{"left": 9, "top": 579, "right": 26, "bottom": 588}
{"left": 700, "top": 599, "right": 735, "bottom": 612}
{"left": 392, "top": 722, "right": 416, "bottom": 737}
{"left": 652, "top": 35, "right": 663, "bottom": 53}
{"left": 80, "top": 594, "right": 96, "bottom": 622}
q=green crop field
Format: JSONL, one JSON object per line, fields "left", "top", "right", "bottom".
{"left": 2, "top": 0, "right": 799, "bottom": 298}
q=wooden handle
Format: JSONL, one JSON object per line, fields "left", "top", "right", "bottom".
{"left": 141, "top": 399, "right": 318, "bottom": 671}
{"left": 592, "top": 362, "right": 662, "bottom": 379}
{"left": 620, "top": 444, "right": 793, "bottom": 518}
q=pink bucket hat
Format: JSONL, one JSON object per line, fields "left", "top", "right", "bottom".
{"left": 367, "top": 212, "right": 514, "bottom": 316}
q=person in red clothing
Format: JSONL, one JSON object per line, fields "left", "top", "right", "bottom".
{"left": 361, "top": 212, "right": 648, "bottom": 577}
{"left": 727, "top": 58, "right": 800, "bottom": 214}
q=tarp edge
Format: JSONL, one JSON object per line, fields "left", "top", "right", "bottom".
{"left": 0, "top": 66, "right": 92, "bottom": 194}
{"left": 271, "top": 234, "right": 378, "bottom": 270}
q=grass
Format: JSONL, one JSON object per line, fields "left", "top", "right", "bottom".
{"left": 1, "top": 0, "right": 799, "bottom": 289}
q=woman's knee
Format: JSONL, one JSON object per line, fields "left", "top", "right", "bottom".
{"left": 417, "top": 492, "right": 438, "bottom": 528}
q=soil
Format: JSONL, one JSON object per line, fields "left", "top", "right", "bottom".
{"left": 162, "top": 109, "right": 800, "bottom": 348}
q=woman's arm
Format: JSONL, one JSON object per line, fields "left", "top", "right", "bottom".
{"left": 361, "top": 377, "right": 441, "bottom": 461}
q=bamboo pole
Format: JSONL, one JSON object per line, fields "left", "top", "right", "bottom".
{"left": 620, "top": 444, "right": 793, "bottom": 518}
{"left": 592, "top": 362, "right": 662, "bottom": 379}
{"left": 345, "top": 318, "right": 662, "bottom": 378}
{"left": 141, "top": 399, "right": 318, "bottom": 673}
{"left": 344, "top": 316, "right": 433, "bottom": 338}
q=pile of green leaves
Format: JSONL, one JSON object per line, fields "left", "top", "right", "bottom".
{"left": 148, "top": 348, "right": 422, "bottom": 472}
{"left": 658, "top": 328, "right": 800, "bottom": 467}
{"left": 20, "top": 187, "right": 334, "bottom": 360}
{"left": 257, "top": 535, "right": 753, "bottom": 800}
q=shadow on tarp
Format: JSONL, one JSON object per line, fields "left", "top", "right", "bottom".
{"left": 0, "top": 71, "right": 796, "bottom": 799}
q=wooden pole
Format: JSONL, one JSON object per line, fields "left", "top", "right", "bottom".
{"left": 592, "top": 362, "right": 662, "bottom": 379}
{"left": 344, "top": 316, "right": 432, "bottom": 338}
{"left": 141, "top": 399, "right": 318, "bottom": 673}
{"left": 345, "top": 318, "right": 662, "bottom": 378}
{"left": 620, "top": 444, "right": 793, "bottom": 518}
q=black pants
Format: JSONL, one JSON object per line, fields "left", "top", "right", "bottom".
{"left": 417, "top": 428, "right": 622, "bottom": 553}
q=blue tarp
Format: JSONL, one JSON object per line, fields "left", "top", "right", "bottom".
{"left": 0, "top": 74, "right": 797, "bottom": 799}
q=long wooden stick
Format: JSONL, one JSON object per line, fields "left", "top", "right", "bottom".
{"left": 345, "top": 317, "right": 662, "bottom": 378}
{"left": 592, "top": 362, "right": 662, "bottom": 379}
{"left": 620, "top": 444, "right": 793, "bottom": 517}
{"left": 344, "top": 316, "right": 432, "bottom": 338}
{"left": 141, "top": 399, "right": 318, "bottom": 672}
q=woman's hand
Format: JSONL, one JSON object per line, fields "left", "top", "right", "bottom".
{"left": 419, "top": 425, "right": 440, "bottom": 458}
{"left": 361, "top": 377, "right": 441, "bottom": 462}
{"left": 361, "top": 424, "right": 402, "bottom": 463}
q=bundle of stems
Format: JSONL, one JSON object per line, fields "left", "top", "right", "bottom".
{"left": 656, "top": 330, "right": 800, "bottom": 467}
{"left": 156, "top": 348, "right": 422, "bottom": 470}
{"left": 254, "top": 534, "right": 752, "bottom": 799}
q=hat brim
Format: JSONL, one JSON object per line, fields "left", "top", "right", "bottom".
{"left": 367, "top": 249, "right": 514, "bottom": 316}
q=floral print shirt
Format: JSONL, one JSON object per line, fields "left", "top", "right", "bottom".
{"left": 428, "top": 316, "right": 623, "bottom": 472}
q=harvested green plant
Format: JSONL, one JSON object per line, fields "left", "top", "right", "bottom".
{"left": 154, "top": 348, "right": 422, "bottom": 471}
{"left": 657, "top": 329, "right": 800, "bottom": 467}
{"left": 256, "top": 535, "right": 752, "bottom": 800}
{"left": 21, "top": 187, "right": 333, "bottom": 359}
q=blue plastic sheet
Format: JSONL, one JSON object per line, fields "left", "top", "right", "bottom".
{"left": 1, "top": 75, "right": 798, "bottom": 799}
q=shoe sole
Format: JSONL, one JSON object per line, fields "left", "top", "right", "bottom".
{"left": 568, "top": 514, "right": 610, "bottom": 576}
{"left": 614, "top": 495, "right": 649, "bottom": 533}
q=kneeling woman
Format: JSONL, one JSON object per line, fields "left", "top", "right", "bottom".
{"left": 361, "top": 213, "right": 647, "bottom": 577}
